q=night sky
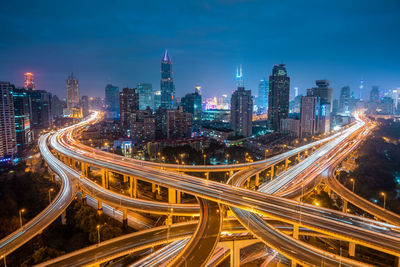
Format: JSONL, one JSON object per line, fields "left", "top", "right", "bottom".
{"left": 1, "top": 0, "right": 400, "bottom": 99}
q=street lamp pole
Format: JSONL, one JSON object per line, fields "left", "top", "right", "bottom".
{"left": 48, "top": 188, "right": 54, "bottom": 203}
{"left": 19, "top": 209, "right": 25, "bottom": 228}
{"left": 350, "top": 178, "right": 355, "bottom": 192}
{"left": 97, "top": 225, "right": 101, "bottom": 246}
{"left": 381, "top": 192, "right": 386, "bottom": 209}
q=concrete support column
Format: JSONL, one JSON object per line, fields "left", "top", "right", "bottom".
{"left": 349, "top": 242, "right": 356, "bottom": 257}
{"left": 255, "top": 173, "right": 260, "bottom": 187}
{"left": 297, "top": 152, "right": 301, "bottom": 162}
{"left": 229, "top": 170, "right": 233, "bottom": 177}
{"left": 220, "top": 239, "right": 258, "bottom": 267}
{"left": 61, "top": 210, "right": 67, "bottom": 225}
{"left": 122, "top": 208, "right": 128, "bottom": 229}
{"left": 82, "top": 191, "right": 87, "bottom": 204}
{"left": 97, "top": 200, "right": 103, "bottom": 214}
{"left": 81, "top": 162, "right": 86, "bottom": 177}
{"left": 177, "top": 191, "right": 181, "bottom": 204}
{"left": 123, "top": 175, "right": 128, "bottom": 183}
{"left": 130, "top": 176, "right": 137, "bottom": 198}
{"left": 285, "top": 158, "right": 289, "bottom": 171}
{"left": 205, "top": 172, "right": 209, "bottom": 180}
{"left": 342, "top": 200, "right": 348, "bottom": 213}
{"left": 168, "top": 188, "right": 177, "bottom": 204}
{"left": 395, "top": 257, "right": 400, "bottom": 267}
{"left": 293, "top": 224, "right": 299, "bottom": 239}
{"left": 152, "top": 183, "right": 156, "bottom": 193}
{"left": 270, "top": 165, "right": 275, "bottom": 180}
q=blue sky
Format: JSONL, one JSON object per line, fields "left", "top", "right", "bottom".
{"left": 1, "top": 0, "right": 399, "bottom": 99}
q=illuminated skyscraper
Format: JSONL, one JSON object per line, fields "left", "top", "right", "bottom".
{"left": 11, "top": 87, "right": 32, "bottom": 154}
{"left": 80, "top": 95, "right": 89, "bottom": 117}
{"left": 160, "top": 50, "right": 175, "bottom": 110}
{"left": 256, "top": 78, "right": 268, "bottom": 113}
{"left": 268, "top": 64, "right": 290, "bottom": 131}
{"left": 370, "top": 86, "right": 380, "bottom": 102}
{"left": 181, "top": 89, "right": 202, "bottom": 128}
{"left": 137, "top": 83, "right": 153, "bottom": 110}
{"left": 308, "top": 80, "right": 333, "bottom": 112}
{"left": 359, "top": 80, "right": 364, "bottom": 100}
{"left": 0, "top": 82, "right": 17, "bottom": 162}
{"left": 236, "top": 65, "right": 243, "bottom": 87}
{"left": 24, "top": 72, "right": 35, "bottom": 90}
{"left": 231, "top": 84, "right": 253, "bottom": 137}
{"left": 339, "top": 86, "right": 351, "bottom": 113}
{"left": 66, "top": 73, "right": 79, "bottom": 109}
{"left": 105, "top": 84, "right": 120, "bottom": 118}
{"left": 119, "top": 87, "right": 139, "bottom": 132}
{"left": 154, "top": 90, "right": 161, "bottom": 110}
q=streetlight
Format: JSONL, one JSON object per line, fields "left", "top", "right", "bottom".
{"left": 19, "top": 209, "right": 25, "bottom": 228}
{"left": 1, "top": 255, "right": 6, "bottom": 267}
{"left": 226, "top": 154, "right": 230, "bottom": 164}
{"left": 265, "top": 149, "right": 269, "bottom": 159}
{"left": 349, "top": 178, "right": 355, "bottom": 192}
{"left": 97, "top": 225, "right": 101, "bottom": 246}
{"left": 48, "top": 188, "right": 54, "bottom": 203}
{"left": 380, "top": 192, "right": 386, "bottom": 209}
{"left": 203, "top": 154, "right": 206, "bottom": 165}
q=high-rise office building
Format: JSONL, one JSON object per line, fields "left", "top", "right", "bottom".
{"left": 166, "top": 107, "right": 192, "bottom": 139}
{"left": 181, "top": 89, "right": 202, "bottom": 127}
{"left": 28, "top": 90, "right": 53, "bottom": 134}
{"left": 0, "top": 82, "right": 17, "bottom": 162}
{"left": 308, "top": 80, "right": 333, "bottom": 112}
{"left": 160, "top": 50, "right": 175, "bottom": 110}
{"left": 66, "top": 73, "right": 79, "bottom": 109}
{"left": 154, "top": 90, "right": 161, "bottom": 110}
{"left": 51, "top": 95, "right": 65, "bottom": 118}
{"left": 81, "top": 95, "right": 89, "bottom": 117}
{"left": 268, "top": 64, "right": 290, "bottom": 131}
{"left": 129, "top": 107, "right": 155, "bottom": 142}
{"left": 119, "top": 87, "right": 139, "bottom": 131}
{"left": 300, "top": 96, "right": 319, "bottom": 137}
{"left": 256, "top": 78, "right": 268, "bottom": 113}
{"left": 24, "top": 72, "right": 35, "bottom": 90}
{"left": 300, "top": 95, "right": 330, "bottom": 137}
{"left": 339, "top": 86, "right": 351, "bottom": 113}
{"left": 137, "top": 83, "right": 153, "bottom": 110}
{"left": 11, "top": 87, "right": 32, "bottom": 154}
{"left": 105, "top": 84, "right": 120, "bottom": 118}
{"left": 231, "top": 86, "right": 253, "bottom": 137}
{"left": 370, "top": 86, "right": 380, "bottom": 102}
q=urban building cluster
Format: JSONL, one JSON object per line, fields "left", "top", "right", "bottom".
{"left": 2, "top": 50, "right": 400, "bottom": 164}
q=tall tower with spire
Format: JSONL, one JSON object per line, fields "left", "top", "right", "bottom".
{"left": 160, "top": 49, "right": 175, "bottom": 110}
{"left": 236, "top": 65, "right": 243, "bottom": 88}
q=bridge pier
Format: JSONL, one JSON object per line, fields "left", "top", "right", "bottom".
{"left": 349, "top": 242, "right": 356, "bottom": 257}
{"left": 152, "top": 183, "right": 156, "bottom": 193}
{"left": 168, "top": 188, "right": 177, "bottom": 204}
{"left": 61, "top": 210, "right": 66, "bottom": 225}
{"left": 101, "top": 169, "right": 109, "bottom": 189}
{"left": 82, "top": 191, "right": 87, "bottom": 204}
{"left": 122, "top": 208, "right": 128, "bottom": 229}
{"left": 255, "top": 173, "right": 260, "bottom": 187}
{"left": 205, "top": 172, "right": 209, "bottom": 180}
{"left": 220, "top": 239, "right": 258, "bottom": 267}
{"left": 293, "top": 224, "right": 299, "bottom": 239}
{"left": 129, "top": 176, "right": 137, "bottom": 198}
{"left": 97, "top": 200, "right": 103, "bottom": 214}
{"left": 342, "top": 200, "right": 348, "bottom": 213}
{"left": 285, "top": 158, "right": 289, "bottom": 171}
{"left": 270, "top": 165, "right": 275, "bottom": 180}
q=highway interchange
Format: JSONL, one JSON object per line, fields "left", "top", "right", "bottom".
{"left": 2, "top": 111, "right": 400, "bottom": 266}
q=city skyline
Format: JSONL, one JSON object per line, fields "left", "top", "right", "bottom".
{"left": 1, "top": 1, "right": 400, "bottom": 99}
